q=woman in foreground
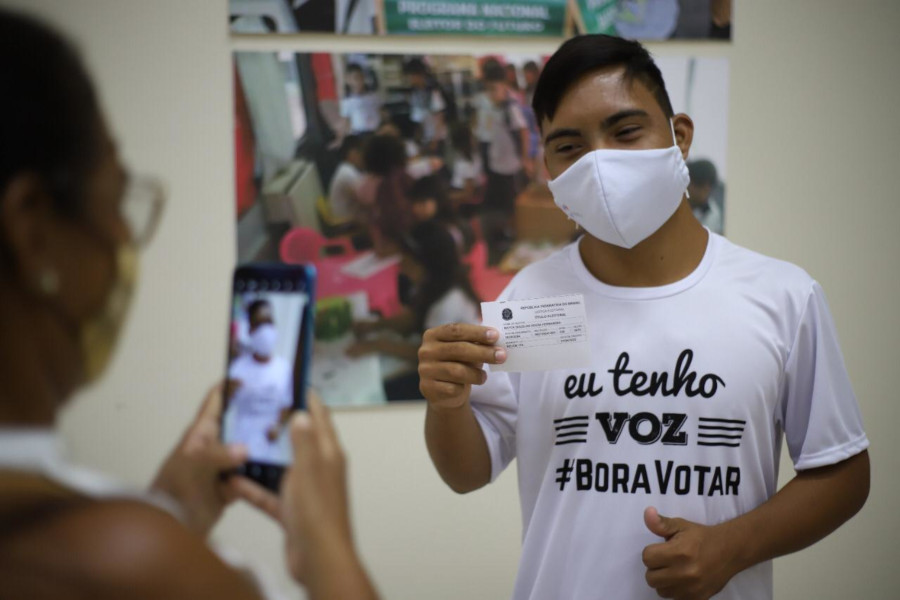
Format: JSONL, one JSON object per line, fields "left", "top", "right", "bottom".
{"left": 0, "top": 9, "right": 378, "bottom": 599}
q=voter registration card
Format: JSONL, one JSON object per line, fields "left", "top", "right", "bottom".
{"left": 481, "top": 294, "right": 591, "bottom": 372}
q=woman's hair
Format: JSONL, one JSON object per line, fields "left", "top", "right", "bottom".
{"left": 0, "top": 9, "right": 103, "bottom": 217}
{"left": 409, "top": 175, "right": 453, "bottom": 222}
{"left": 408, "top": 175, "right": 474, "bottom": 253}
{"left": 340, "top": 133, "right": 368, "bottom": 160}
{"left": 450, "top": 123, "right": 475, "bottom": 162}
{"left": 363, "top": 134, "right": 407, "bottom": 176}
{"left": 365, "top": 133, "right": 413, "bottom": 243}
{"left": 372, "top": 169, "right": 413, "bottom": 244}
{"left": 403, "top": 220, "right": 480, "bottom": 331}
{"left": 505, "top": 63, "right": 521, "bottom": 91}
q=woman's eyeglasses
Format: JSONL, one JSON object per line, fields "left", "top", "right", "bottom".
{"left": 121, "top": 175, "right": 166, "bottom": 248}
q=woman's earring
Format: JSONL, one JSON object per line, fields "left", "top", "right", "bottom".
{"left": 38, "top": 268, "right": 60, "bottom": 296}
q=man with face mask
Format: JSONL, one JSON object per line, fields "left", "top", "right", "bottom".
{"left": 226, "top": 299, "right": 294, "bottom": 464}
{"left": 418, "top": 35, "right": 869, "bottom": 600}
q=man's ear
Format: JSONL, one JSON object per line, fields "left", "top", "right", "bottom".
{"left": 0, "top": 173, "right": 57, "bottom": 284}
{"left": 672, "top": 113, "right": 694, "bottom": 160}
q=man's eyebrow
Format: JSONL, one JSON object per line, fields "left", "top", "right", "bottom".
{"left": 601, "top": 109, "right": 650, "bottom": 129}
{"left": 543, "top": 109, "right": 651, "bottom": 146}
{"left": 543, "top": 128, "right": 582, "bottom": 145}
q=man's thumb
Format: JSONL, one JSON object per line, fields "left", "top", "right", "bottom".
{"left": 644, "top": 506, "right": 675, "bottom": 539}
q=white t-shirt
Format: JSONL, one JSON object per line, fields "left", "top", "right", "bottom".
{"left": 340, "top": 93, "right": 381, "bottom": 133}
{"left": 470, "top": 233, "right": 868, "bottom": 600}
{"left": 424, "top": 287, "right": 480, "bottom": 330}
{"left": 451, "top": 155, "right": 484, "bottom": 190}
{"left": 406, "top": 157, "right": 438, "bottom": 180}
{"left": 479, "top": 100, "right": 527, "bottom": 175}
{"left": 409, "top": 87, "right": 446, "bottom": 142}
{"left": 473, "top": 93, "right": 494, "bottom": 143}
{"left": 226, "top": 354, "right": 294, "bottom": 464}
{"left": 328, "top": 161, "right": 363, "bottom": 220}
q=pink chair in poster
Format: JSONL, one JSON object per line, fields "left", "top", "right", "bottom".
{"left": 279, "top": 227, "right": 354, "bottom": 264}
{"left": 464, "top": 239, "right": 513, "bottom": 302}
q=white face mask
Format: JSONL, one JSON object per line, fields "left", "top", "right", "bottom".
{"left": 548, "top": 122, "right": 690, "bottom": 249}
{"left": 249, "top": 323, "right": 278, "bottom": 358}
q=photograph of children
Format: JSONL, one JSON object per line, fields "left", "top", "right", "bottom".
{"left": 655, "top": 55, "right": 730, "bottom": 235}
{"left": 233, "top": 50, "right": 728, "bottom": 405}
{"left": 223, "top": 291, "right": 308, "bottom": 464}
{"left": 228, "top": 0, "right": 732, "bottom": 40}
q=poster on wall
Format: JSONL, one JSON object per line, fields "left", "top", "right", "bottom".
{"left": 233, "top": 49, "right": 728, "bottom": 407}
{"left": 229, "top": 0, "right": 732, "bottom": 40}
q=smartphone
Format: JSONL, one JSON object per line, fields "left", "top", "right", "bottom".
{"left": 221, "top": 263, "right": 316, "bottom": 491}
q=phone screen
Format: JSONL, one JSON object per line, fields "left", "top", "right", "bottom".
{"left": 222, "top": 265, "right": 315, "bottom": 491}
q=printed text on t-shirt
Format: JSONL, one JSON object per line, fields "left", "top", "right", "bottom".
{"left": 563, "top": 349, "right": 726, "bottom": 400}
{"left": 552, "top": 349, "right": 743, "bottom": 497}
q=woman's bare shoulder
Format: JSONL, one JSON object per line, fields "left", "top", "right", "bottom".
{"left": 0, "top": 498, "right": 264, "bottom": 600}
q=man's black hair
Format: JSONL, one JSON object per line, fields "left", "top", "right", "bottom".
{"left": 687, "top": 159, "right": 719, "bottom": 187}
{"left": 0, "top": 9, "right": 103, "bottom": 217}
{"left": 247, "top": 299, "right": 272, "bottom": 322}
{"left": 482, "top": 60, "right": 506, "bottom": 84}
{"left": 532, "top": 34, "right": 674, "bottom": 127}
{"left": 402, "top": 57, "right": 428, "bottom": 76}
{"left": 345, "top": 62, "right": 364, "bottom": 75}
{"left": 523, "top": 60, "right": 539, "bottom": 73}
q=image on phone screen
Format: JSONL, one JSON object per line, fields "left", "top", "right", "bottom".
{"left": 222, "top": 271, "right": 312, "bottom": 486}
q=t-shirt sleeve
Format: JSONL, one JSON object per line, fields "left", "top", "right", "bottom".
{"left": 469, "top": 281, "right": 521, "bottom": 481}
{"left": 406, "top": 157, "right": 434, "bottom": 179}
{"left": 471, "top": 370, "right": 520, "bottom": 481}
{"left": 509, "top": 103, "right": 528, "bottom": 131}
{"left": 430, "top": 89, "right": 446, "bottom": 113}
{"left": 779, "top": 281, "right": 869, "bottom": 471}
{"left": 451, "top": 159, "right": 474, "bottom": 189}
{"left": 339, "top": 97, "right": 351, "bottom": 118}
{"left": 424, "top": 289, "right": 480, "bottom": 330}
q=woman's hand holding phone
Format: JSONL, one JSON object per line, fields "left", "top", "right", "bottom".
{"left": 151, "top": 384, "right": 248, "bottom": 538}
{"left": 227, "top": 392, "right": 379, "bottom": 599}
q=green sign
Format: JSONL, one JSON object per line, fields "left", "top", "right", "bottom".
{"left": 574, "top": 0, "right": 618, "bottom": 34}
{"left": 384, "top": 0, "right": 567, "bottom": 36}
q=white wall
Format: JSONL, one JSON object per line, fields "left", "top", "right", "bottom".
{"left": 4, "top": 0, "right": 897, "bottom": 598}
